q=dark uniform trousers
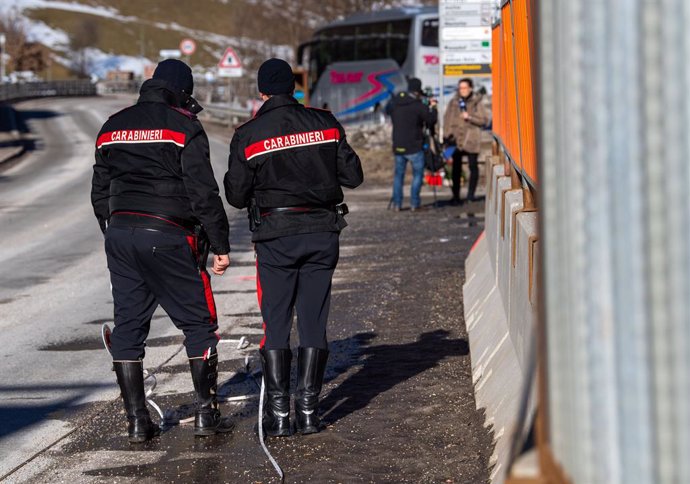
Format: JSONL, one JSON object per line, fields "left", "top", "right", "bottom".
{"left": 256, "top": 232, "right": 339, "bottom": 350}
{"left": 105, "top": 225, "right": 219, "bottom": 360}
{"left": 452, "top": 149, "right": 479, "bottom": 201}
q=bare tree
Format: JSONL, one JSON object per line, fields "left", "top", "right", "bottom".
{"left": 70, "top": 19, "right": 99, "bottom": 78}
{"left": 15, "top": 42, "right": 46, "bottom": 73}
{"left": 0, "top": 8, "right": 28, "bottom": 73}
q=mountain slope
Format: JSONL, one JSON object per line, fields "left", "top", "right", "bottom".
{"left": 2, "top": 0, "right": 435, "bottom": 79}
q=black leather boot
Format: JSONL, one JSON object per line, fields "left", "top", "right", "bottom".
{"left": 295, "top": 347, "right": 329, "bottom": 435}
{"left": 113, "top": 361, "right": 160, "bottom": 443}
{"left": 259, "top": 348, "right": 292, "bottom": 437}
{"left": 189, "top": 347, "right": 234, "bottom": 436}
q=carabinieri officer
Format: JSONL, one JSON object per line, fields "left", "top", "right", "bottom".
{"left": 92, "top": 59, "right": 232, "bottom": 443}
{"left": 224, "top": 58, "right": 363, "bottom": 437}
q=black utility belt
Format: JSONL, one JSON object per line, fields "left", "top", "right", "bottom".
{"left": 110, "top": 211, "right": 197, "bottom": 233}
{"left": 260, "top": 204, "right": 348, "bottom": 218}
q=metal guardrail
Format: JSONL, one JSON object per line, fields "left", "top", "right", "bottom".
{"left": 202, "top": 104, "right": 252, "bottom": 127}
{"left": 0, "top": 80, "right": 250, "bottom": 127}
{"left": 0, "top": 81, "right": 97, "bottom": 102}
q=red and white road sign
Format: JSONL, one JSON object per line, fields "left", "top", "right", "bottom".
{"left": 218, "top": 47, "right": 243, "bottom": 77}
{"left": 180, "top": 38, "right": 196, "bottom": 56}
{"left": 218, "top": 47, "right": 242, "bottom": 68}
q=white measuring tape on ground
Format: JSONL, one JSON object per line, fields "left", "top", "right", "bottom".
{"left": 218, "top": 336, "right": 250, "bottom": 349}
{"left": 101, "top": 323, "right": 252, "bottom": 422}
{"left": 101, "top": 322, "right": 282, "bottom": 478}
{"left": 101, "top": 323, "right": 166, "bottom": 419}
{"left": 258, "top": 376, "right": 285, "bottom": 481}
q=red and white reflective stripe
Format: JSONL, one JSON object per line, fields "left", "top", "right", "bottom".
{"left": 185, "top": 235, "right": 218, "bottom": 327}
{"left": 203, "top": 347, "right": 212, "bottom": 360}
{"left": 244, "top": 128, "right": 340, "bottom": 161}
{"left": 96, "top": 129, "right": 186, "bottom": 149}
{"left": 255, "top": 257, "right": 267, "bottom": 349}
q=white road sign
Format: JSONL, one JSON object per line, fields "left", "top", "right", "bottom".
{"left": 443, "top": 39, "right": 492, "bottom": 52}
{"left": 442, "top": 51, "right": 491, "bottom": 65}
{"left": 442, "top": 26, "right": 492, "bottom": 41}
{"left": 440, "top": 2, "right": 493, "bottom": 25}
{"left": 159, "top": 49, "right": 181, "bottom": 59}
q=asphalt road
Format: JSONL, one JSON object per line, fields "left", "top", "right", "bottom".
{"left": 0, "top": 95, "right": 255, "bottom": 480}
{"left": 0, "top": 96, "right": 492, "bottom": 483}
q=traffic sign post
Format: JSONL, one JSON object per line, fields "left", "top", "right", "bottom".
{"left": 217, "top": 47, "right": 243, "bottom": 105}
{"left": 0, "top": 34, "right": 5, "bottom": 83}
{"left": 438, "top": 0, "right": 495, "bottom": 137}
{"left": 180, "top": 38, "right": 196, "bottom": 64}
{"left": 439, "top": 0, "right": 493, "bottom": 77}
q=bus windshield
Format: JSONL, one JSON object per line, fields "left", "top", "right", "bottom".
{"left": 309, "top": 19, "right": 412, "bottom": 91}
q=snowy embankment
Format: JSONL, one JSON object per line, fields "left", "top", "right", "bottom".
{"left": 0, "top": 0, "right": 291, "bottom": 79}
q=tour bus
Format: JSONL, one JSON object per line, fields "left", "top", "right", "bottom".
{"left": 297, "top": 6, "right": 442, "bottom": 123}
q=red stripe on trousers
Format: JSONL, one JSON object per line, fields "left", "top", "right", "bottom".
{"left": 255, "top": 256, "right": 267, "bottom": 349}
{"left": 186, "top": 235, "right": 218, "bottom": 326}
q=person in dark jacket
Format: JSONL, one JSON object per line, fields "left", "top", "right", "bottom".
{"left": 386, "top": 77, "right": 438, "bottom": 211}
{"left": 91, "top": 59, "right": 232, "bottom": 443}
{"left": 224, "top": 58, "right": 363, "bottom": 437}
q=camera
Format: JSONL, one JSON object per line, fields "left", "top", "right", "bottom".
{"left": 421, "top": 87, "right": 436, "bottom": 106}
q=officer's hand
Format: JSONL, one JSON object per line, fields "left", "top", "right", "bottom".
{"left": 212, "top": 254, "right": 230, "bottom": 275}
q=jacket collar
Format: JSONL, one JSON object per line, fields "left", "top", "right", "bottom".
{"left": 460, "top": 92, "right": 475, "bottom": 103}
{"left": 256, "top": 94, "right": 299, "bottom": 117}
{"left": 138, "top": 79, "right": 183, "bottom": 105}
{"left": 137, "top": 79, "right": 203, "bottom": 114}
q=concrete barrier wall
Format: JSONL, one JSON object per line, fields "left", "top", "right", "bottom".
{"left": 509, "top": 213, "right": 538, "bottom": 371}
{"left": 485, "top": 163, "right": 509, "bottom": 280}
{"left": 498, "top": 189, "right": 525, "bottom": 340}
{"left": 463, "top": 157, "right": 539, "bottom": 484}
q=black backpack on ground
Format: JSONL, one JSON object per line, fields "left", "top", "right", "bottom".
{"left": 424, "top": 129, "right": 445, "bottom": 172}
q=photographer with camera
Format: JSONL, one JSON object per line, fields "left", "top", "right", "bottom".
{"left": 91, "top": 59, "right": 232, "bottom": 443}
{"left": 386, "top": 77, "right": 438, "bottom": 212}
{"left": 443, "top": 78, "right": 489, "bottom": 205}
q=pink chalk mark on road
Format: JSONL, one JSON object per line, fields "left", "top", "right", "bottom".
{"left": 235, "top": 275, "right": 257, "bottom": 281}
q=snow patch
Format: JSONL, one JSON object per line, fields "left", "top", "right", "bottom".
{"left": 23, "top": 18, "right": 69, "bottom": 47}
{"left": 1, "top": 0, "right": 294, "bottom": 77}
{"left": 86, "top": 48, "right": 149, "bottom": 78}
{"left": 3, "top": 0, "right": 130, "bottom": 20}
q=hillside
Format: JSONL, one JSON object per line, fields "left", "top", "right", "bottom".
{"left": 2, "top": 0, "right": 435, "bottom": 80}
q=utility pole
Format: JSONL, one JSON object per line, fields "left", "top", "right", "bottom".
{"left": 140, "top": 24, "right": 145, "bottom": 59}
{"left": 0, "top": 33, "right": 6, "bottom": 82}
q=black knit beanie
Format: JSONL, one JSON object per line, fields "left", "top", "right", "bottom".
{"left": 407, "top": 77, "right": 423, "bottom": 94}
{"left": 153, "top": 59, "right": 194, "bottom": 95}
{"left": 257, "top": 58, "right": 295, "bottom": 95}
